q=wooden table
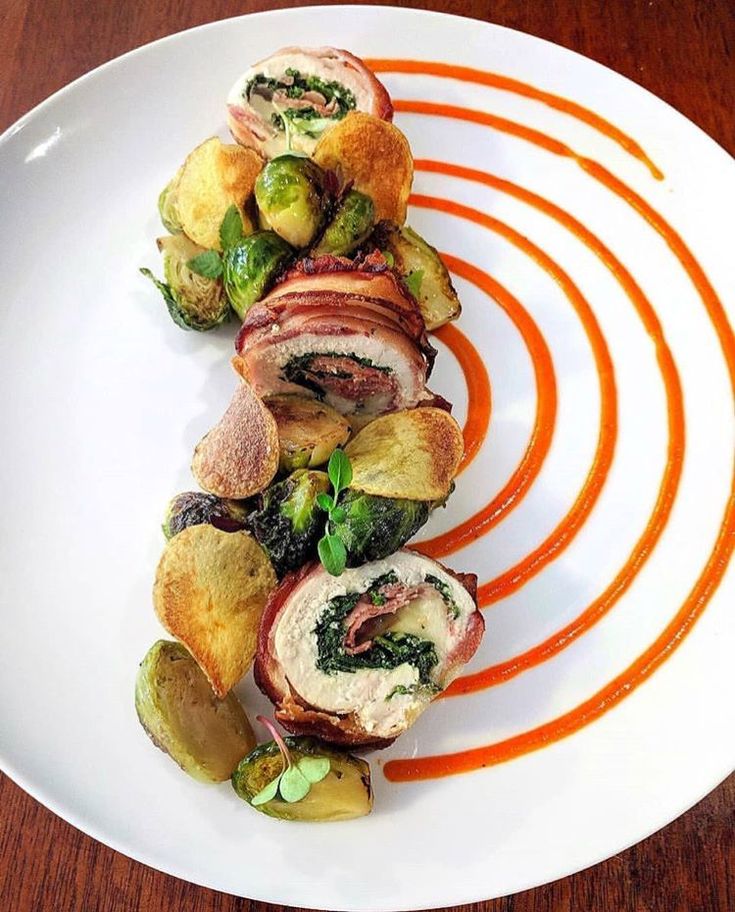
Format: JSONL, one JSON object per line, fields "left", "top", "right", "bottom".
{"left": 1, "top": 1, "right": 733, "bottom": 910}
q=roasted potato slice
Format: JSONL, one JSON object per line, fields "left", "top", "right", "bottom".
{"left": 345, "top": 407, "right": 464, "bottom": 500}
{"left": 192, "top": 381, "right": 279, "bottom": 499}
{"left": 264, "top": 395, "right": 351, "bottom": 472}
{"left": 177, "top": 137, "right": 263, "bottom": 250}
{"left": 135, "top": 640, "right": 255, "bottom": 782}
{"left": 313, "top": 112, "right": 413, "bottom": 224}
{"left": 384, "top": 225, "right": 461, "bottom": 330}
{"left": 153, "top": 525, "right": 277, "bottom": 697}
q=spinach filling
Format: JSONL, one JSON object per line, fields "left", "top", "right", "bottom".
{"left": 424, "top": 574, "right": 460, "bottom": 619}
{"left": 246, "top": 68, "right": 356, "bottom": 139}
{"left": 282, "top": 352, "right": 393, "bottom": 400}
{"left": 314, "top": 572, "right": 439, "bottom": 685}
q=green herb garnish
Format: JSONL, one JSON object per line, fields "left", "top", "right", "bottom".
{"left": 185, "top": 206, "right": 243, "bottom": 279}
{"left": 250, "top": 716, "right": 330, "bottom": 807}
{"left": 317, "top": 449, "right": 353, "bottom": 576}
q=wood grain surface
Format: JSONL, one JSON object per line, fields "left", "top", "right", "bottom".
{"left": 1, "top": 1, "right": 733, "bottom": 910}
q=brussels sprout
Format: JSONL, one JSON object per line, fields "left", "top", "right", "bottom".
{"left": 158, "top": 170, "right": 183, "bottom": 234}
{"left": 247, "top": 470, "right": 330, "bottom": 577}
{"left": 140, "top": 235, "right": 229, "bottom": 331}
{"left": 334, "top": 489, "right": 432, "bottom": 566}
{"left": 232, "top": 736, "right": 372, "bottom": 821}
{"left": 223, "top": 230, "right": 293, "bottom": 319}
{"left": 312, "top": 190, "right": 375, "bottom": 257}
{"left": 265, "top": 395, "right": 351, "bottom": 472}
{"left": 255, "top": 154, "right": 329, "bottom": 248}
{"left": 162, "top": 491, "right": 250, "bottom": 539}
{"left": 376, "top": 222, "right": 461, "bottom": 330}
{"left": 135, "top": 640, "right": 255, "bottom": 783}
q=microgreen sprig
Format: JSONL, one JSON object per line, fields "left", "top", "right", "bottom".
{"left": 250, "top": 716, "right": 330, "bottom": 807}
{"left": 186, "top": 205, "right": 244, "bottom": 278}
{"left": 317, "top": 449, "right": 353, "bottom": 577}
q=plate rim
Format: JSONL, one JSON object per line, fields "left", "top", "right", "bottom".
{"left": 1, "top": 5, "right": 734, "bottom": 907}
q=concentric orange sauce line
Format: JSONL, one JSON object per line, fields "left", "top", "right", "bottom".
{"left": 432, "top": 254, "right": 556, "bottom": 517}
{"left": 384, "top": 101, "right": 734, "bottom": 781}
{"left": 409, "top": 195, "right": 617, "bottom": 609}
{"left": 415, "top": 161, "right": 684, "bottom": 697}
{"left": 366, "top": 58, "right": 663, "bottom": 180}
{"left": 432, "top": 322, "right": 491, "bottom": 473}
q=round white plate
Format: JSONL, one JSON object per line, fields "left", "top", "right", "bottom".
{"left": 1, "top": 6, "right": 734, "bottom": 909}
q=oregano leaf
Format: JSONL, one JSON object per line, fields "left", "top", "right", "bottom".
{"left": 316, "top": 492, "right": 334, "bottom": 512}
{"left": 297, "top": 756, "right": 330, "bottom": 784}
{"left": 187, "top": 250, "right": 223, "bottom": 279}
{"left": 330, "top": 506, "right": 346, "bottom": 524}
{"left": 327, "top": 449, "right": 352, "bottom": 495}
{"left": 279, "top": 765, "right": 310, "bottom": 802}
{"left": 250, "top": 774, "right": 281, "bottom": 806}
{"left": 318, "top": 533, "right": 347, "bottom": 576}
{"left": 219, "top": 205, "right": 244, "bottom": 249}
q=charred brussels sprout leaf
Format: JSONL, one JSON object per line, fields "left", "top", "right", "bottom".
{"left": 223, "top": 230, "right": 293, "bottom": 319}
{"left": 135, "top": 640, "right": 255, "bottom": 783}
{"left": 141, "top": 235, "right": 229, "bottom": 331}
{"left": 158, "top": 171, "right": 183, "bottom": 234}
{"left": 265, "top": 395, "right": 351, "bottom": 472}
{"left": 255, "top": 154, "right": 329, "bottom": 248}
{"left": 375, "top": 222, "right": 461, "bottom": 330}
{"left": 334, "top": 489, "right": 432, "bottom": 566}
{"left": 232, "top": 736, "right": 372, "bottom": 821}
{"left": 313, "top": 190, "right": 375, "bottom": 257}
{"left": 247, "top": 470, "right": 330, "bottom": 576}
{"left": 162, "top": 491, "right": 250, "bottom": 539}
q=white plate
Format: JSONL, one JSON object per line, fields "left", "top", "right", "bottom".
{"left": 1, "top": 6, "right": 734, "bottom": 909}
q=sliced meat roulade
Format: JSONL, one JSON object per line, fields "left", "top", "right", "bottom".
{"left": 233, "top": 256, "right": 435, "bottom": 418}
{"left": 227, "top": 46, "right": 393, "bottom": 158}
{"left": 254, "top": 551, "right": 485, "bottom": 747}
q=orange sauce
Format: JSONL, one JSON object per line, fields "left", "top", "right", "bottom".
{"left": 366, "top": 59, "right": 663, "bottom": 180}
{"left": 408, "top": 194, "right": 618, "bottom": 609}
{"left": 416, "top": 161, "right": 684, "bottom": 697}
{"left": 433, "top": 322, "right": 491, "bottom": 473}
{"left": 419, "top": 250, "right": 557, "bottom": 553}
{"left": 382, "top": 93, "right": 734, "bottom": 781}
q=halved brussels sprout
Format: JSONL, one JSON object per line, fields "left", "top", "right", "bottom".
{"left": 223, "top": 230, "right": 293, "bottom": 319}
{"left": 232, "top": 736, "right": 372, "bottom": 821}
{"left": 158, "top": 168, "right": 184, "bottom": 234}
{"left": 378, "top": 223, "right": 461, "bottom": 330}
{"left": 312, "top": 190, "right": 375, "bottom": 257}
{"left": 135, "top": 640, "right": 255, "bottom": 783}
{"left": 247, "top": 469, "right": 330, "bottom": 577}
{"left": 265, "top": 395, "right": 351, "bottom": 472}
{"left": 140, "top": 235, "right": 229, "bottom": 331}
{"left": 255, "top": 154, "right": 329, "bottom": 248}
{"left": 162, "top": 491, "right": 250, "bottom": 539}
{"left": 335, "top": 489, "right": 432, "bottom": 566}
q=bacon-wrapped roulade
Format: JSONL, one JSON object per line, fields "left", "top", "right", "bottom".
{"left": 233, "top": 256, "right": 435, "bottom": 418}
{"left": 254, "top": 552, "right": 485, "bottom": 748}
{"left": 227, "top": 46, "right": 393, "bottom": 159}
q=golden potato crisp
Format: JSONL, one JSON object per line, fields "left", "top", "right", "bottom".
{"left": 313, "top": 113, "right": 413, "bottom": 224}
{"left": 153, "top": 526, "right": 277, "bottom": 697}
{"left": 177, "top": 137, "right": 263, "bottom": 249}
{"left": 192, "top": 381, "right": 279, "bottom": 499}
{"left": 345, "top": 407, "right": 463, "bottom": 501}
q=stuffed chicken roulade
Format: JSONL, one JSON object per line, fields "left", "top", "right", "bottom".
{"left": 233, "top": 255, "right": 435, "bottom": 418}
{"left": 254, "top": 551, "right": 485, "bottom": 748}
{"left": 227, "top": 46, "right": 393, "bottom": 159}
